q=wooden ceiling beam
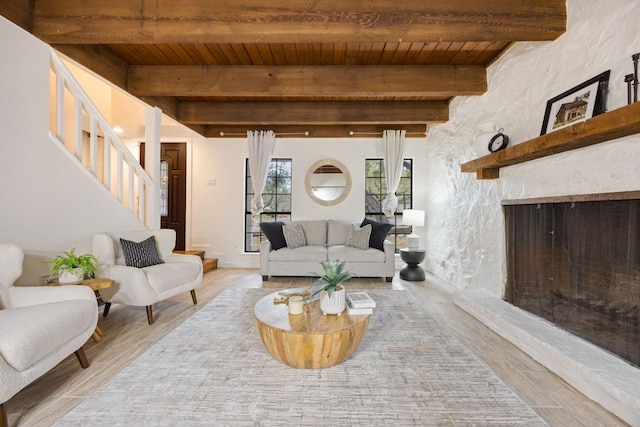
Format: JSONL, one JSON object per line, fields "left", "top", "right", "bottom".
{"left": 205, "top": 124, "right": 429, "bottom": 138}
{"left": 32, "top": 0, "right": 566, "bottom": 44}
{"left": 178, "top": 101, "right": 448, "bottom": 125}
{"left": 128, "top": 65, "right": 486, "bottom": 98}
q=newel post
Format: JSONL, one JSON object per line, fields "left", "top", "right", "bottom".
{"left": 144, "top": 106, "right": 162, "bottom": 229}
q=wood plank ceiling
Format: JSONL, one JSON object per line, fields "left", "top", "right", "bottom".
{"left": 1, "top": 0, "right": 566, "bottom": 138}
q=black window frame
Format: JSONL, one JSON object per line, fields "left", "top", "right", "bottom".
{"left": 365, "top": 158, "right": 413, "bottom": 252}
{"left": 244, "top": 158, "right": 292, "bottom": 252}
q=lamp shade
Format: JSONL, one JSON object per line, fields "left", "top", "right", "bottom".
{"left": 402, "top": 209, "right": 425, "bottom": 227}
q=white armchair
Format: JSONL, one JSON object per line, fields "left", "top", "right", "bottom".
{"left": 0, "top": 244, "right": 98, "bottom": 427}
{"left": 92, "top": 229, "right": 203, "bottom": 325}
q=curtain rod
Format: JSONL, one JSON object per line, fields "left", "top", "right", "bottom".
{"left": 219, "top": 131, "right": 310, "bottom": 136}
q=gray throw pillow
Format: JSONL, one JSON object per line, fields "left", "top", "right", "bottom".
{"left": 283, "top": 223, "right": 307, "bottom": 249}
{"left": 120, "top": 236, "right": 164, "bottom": 268}
{"left": 346, "top": 224, "right": 372, "bottom": 250}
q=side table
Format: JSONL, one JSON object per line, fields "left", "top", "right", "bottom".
{"left": 399, "top": 248, "right": 426, "bottom": 281}
{"left": 49, "top": 278, "right": 114, "bottom": 341}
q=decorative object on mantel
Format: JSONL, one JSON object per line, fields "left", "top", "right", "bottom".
{"left": 488, "top": 129, "right": 510, "bottom": 153}
{"left": 540, "top": 70, "right": 610, "bottom": 135}
{"left": 311, "top": 260, "right": 354, "bottom": 316}
{"left": 402, "top": 209, "right": 425, "bottom": 250}
{"left": 625, "top": 53, "right": 639, "bottom": 104}
{"left": 47, "top": 248, "right": 98, "bottom": 284}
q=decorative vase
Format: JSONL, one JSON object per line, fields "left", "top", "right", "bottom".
{"left": 320, "top": 286, "right": 346, "bottom": 315}
{"left": 58, "top": 268, "right": 84, "bottom": 284}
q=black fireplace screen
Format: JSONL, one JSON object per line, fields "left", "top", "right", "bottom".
{"left": 505, "top": 199, "right": 639, "bottom": 367}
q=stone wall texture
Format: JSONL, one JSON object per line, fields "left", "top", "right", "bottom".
{"left": 424, "top": 0, "right": 640, "bottom": 296}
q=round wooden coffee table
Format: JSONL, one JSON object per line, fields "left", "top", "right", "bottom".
{"left": 254, "top": 290, "right": 370, "bottom": 369}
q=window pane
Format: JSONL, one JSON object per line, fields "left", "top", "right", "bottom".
{"left": 365, "top": 158, "right": 413, "bottom": 253}
{"left": 245, "top": 158, "right": 292, "bottom": 252}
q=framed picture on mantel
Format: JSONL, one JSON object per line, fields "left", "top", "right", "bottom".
{"left": 540, "top": 70, "right": 610, "bottom": 135}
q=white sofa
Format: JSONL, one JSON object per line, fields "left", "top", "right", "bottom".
{"left": 92, "top": 229, "right": 203, "bottom": 325}
{"left": 0, "top": 244, "right": 98, "bottom": 427}
{"left": 260, "top": 220, "right": 395, "bottom": 282}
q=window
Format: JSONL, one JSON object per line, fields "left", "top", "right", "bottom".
{"left": 244, "top": 158, "right": 292, "bottom": 252}
{"left": 365, "top": 158, "right": 413, "bottom": 252}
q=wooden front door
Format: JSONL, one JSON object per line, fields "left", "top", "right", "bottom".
{"left": 140, "top": 143, "right": 187, "bottom": 250}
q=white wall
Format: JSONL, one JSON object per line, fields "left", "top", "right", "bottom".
{"left": 190, "top": 136, "right": 429, "bottom": 268}
{"left": 0, "top": 17, "right": 144, "bottom": 283}
{"left": 424, "top": 0, "right": 640, "bottom": 296}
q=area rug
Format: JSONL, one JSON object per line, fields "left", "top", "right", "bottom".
{"left": 57, "top": 289, "right": 547, "bottom": 426}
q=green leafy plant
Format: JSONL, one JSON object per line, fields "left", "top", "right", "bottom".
{"left": 311, "top": 259, "right": 354, "bottom": 298}
{"left": 47, "top": 248, "right": 98, "bottom": 279}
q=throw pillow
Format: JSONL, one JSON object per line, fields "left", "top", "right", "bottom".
{"left": 283, "top": 223, "right": 307, "bottom": 249}
{"left": 119, "top": 236, "right": 164, "bottom": 268}
{"left": 259, "top": 221, "right": 287, "bottom": 250}
{"left": 360, "top": 218, "right": 393, "bottom": 251}
{"left": 346, "top": 224, "right": 372, "bottom": 250}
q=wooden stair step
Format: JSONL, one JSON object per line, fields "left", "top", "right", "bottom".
{"left": 173, "top": 250, "right": 217, "bottom": 272}
{"left": 203, "top": 258, "right": 218, "bottom": 273}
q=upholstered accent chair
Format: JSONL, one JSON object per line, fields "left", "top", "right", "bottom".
{"left": 0, "top": 244, "right": 98, "bottom": 427}
{"left": 92, "top": 229, "right": 203, "bottom": 325}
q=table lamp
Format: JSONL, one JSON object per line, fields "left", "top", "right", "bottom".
{"left": 403, "top": 209, "right": 425, "bottom": 250}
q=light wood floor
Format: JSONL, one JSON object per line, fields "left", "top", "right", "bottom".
{"left": 6, "top": 269, "right": 627, "bottom": 426}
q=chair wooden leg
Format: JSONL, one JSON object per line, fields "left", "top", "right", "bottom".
{"left": 103, "top": 302, "right": 111, "bottom": 317}
{"left": 146, "top": 306, "right": 154, "bottom": 325}
{"left": 74, "top": 347, "right": 90, "bottom": 369}
{"left": 0, "top": 402, "right": 8, "bottom": 427}
{"left": 190, "top": 289, "right": 198, "bottom": 305}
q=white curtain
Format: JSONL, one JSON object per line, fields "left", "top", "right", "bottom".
{"left": 247, "top": 130, "right": 276, "bottom": 215}
{"left": 381, "top": 129, "right": 406, "bottom": 216}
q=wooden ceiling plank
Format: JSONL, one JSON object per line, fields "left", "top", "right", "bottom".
{"left": 192, "top": 44, "right": 220, "bottom": 65}
{"left": 177, "top": 101, "right": 449, "bottom": 125}
{"left": 32, "top": 0, "right": 566, "bottom": 44}
{"left": 228, "top": 44, "right": 253, "bottom": 65}
{"left": 344, "top": 42, "right": 360, "bottom": 66}
{"left": 437, "top": 42, "right": 467, "bottom": 65}
{"left": 282, "top": 44, "right": 299, "bottom": 65}
{"left": 128, "top": 65, "right": 487, "bottom": 98}
{"left": 256, "top": 43, "right": 276, "bottom": 65}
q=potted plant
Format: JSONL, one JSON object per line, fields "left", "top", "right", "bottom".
{"left": 47, "top": 248, "right": 98, "bottom": 284}
{"left": 311, "top": 259, "right": 354, "bottom": 315}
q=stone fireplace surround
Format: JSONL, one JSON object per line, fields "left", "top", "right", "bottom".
{"left": 443, "top": 193, "right": 640, "bottom": 425}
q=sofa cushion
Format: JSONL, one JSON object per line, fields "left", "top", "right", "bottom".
{"left": 283, "top": 223, "right": 307, "bottom": 249}
{"left": 361, "top": 218, "right": 393, "bottom": 251}
{"left": 0, "top": 300, "right": 95, "bottom": 372}
{"left": 328, "top": 245, "right": 387, "bottom": 263}
{"left": 289, "top": 220, "right": 327, "bottom": 246}
{"left": 346, "top": 224, "right": 372, "bottom": 250}
{"left": 269, "top": 245, "right": 327, "bottom": 262}
{"left": 260, "top": 222, "right": 287, "bottom": 250}
{"left": 120, "top": 236, "right": 164, "bottom": 268}
{"left": 327, "top": 220, "right": 352, "bottom": 246}
{"left": 144, "top": 262, "right": 203, "bottom": 293}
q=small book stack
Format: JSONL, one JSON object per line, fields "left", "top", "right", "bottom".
{"left": 346, "top": 291, "right": 376, "bottom": 315}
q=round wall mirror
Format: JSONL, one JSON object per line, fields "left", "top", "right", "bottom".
{"left": 305, "top": 159, "right": 352, "bottom": 206}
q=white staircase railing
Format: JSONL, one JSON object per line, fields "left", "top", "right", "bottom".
{"left": 48, "top": 50, "right": 154, "bottom": 226}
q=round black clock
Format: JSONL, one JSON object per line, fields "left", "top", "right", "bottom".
{"left": 488, "top": 132, "right": 509, "bottom": 153}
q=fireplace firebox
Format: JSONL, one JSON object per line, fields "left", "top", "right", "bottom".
{"left": 504, "top": 195, "right": 639, "bottom": 367}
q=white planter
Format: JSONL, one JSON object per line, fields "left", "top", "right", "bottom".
{"left": 320, "top": 286, "right": 346, "bottom": 315}
{"left": 58, "top": 268, "right": 84, "bottom": 284}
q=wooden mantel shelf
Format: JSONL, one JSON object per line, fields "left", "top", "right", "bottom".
{"left": 461, "top": 101, "right": 640, "bottom": 180}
